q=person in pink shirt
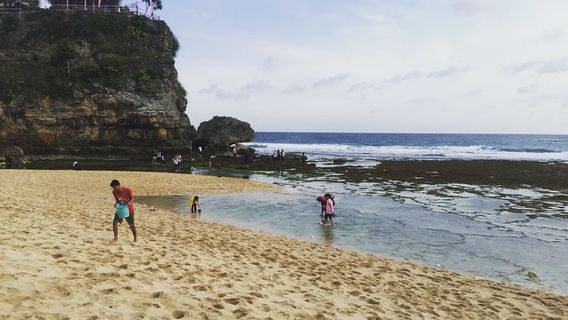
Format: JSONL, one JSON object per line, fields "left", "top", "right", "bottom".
{"left": 323, "top": 193, "right": 335, "bottom": 226}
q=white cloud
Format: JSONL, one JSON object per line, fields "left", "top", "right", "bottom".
{"left": 516, "top": 84, "right": 539, "bottom": 95}
{"left": 427, "top": 66, "right": 470, "bottom": 78}
{"left": 282, "top": 84, "right": 307, "bottom": 94}
{"left": 313, "top": 73, "right": 350, "bottom": 88}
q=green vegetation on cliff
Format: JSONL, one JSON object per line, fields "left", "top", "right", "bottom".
{"left": 0, "top": 10, "right": 183, "bottom": 103}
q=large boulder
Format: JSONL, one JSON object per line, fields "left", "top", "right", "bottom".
{"left": 195, "top": 116, "right": 255, "bottom": 153}
{"left": 2, "top": 145, "right": 25, "bottom": 168}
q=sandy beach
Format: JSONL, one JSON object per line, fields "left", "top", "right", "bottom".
{"left": 0, "top": 170, "right": 567, "bottom": 320}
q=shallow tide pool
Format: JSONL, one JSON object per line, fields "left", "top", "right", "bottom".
{"left": 138, "top": 183, "right": 568, "bottom": 295}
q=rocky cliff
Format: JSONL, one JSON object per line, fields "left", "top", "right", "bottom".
{"left": 0, "top": 11, "right": 194, "bottom": 159}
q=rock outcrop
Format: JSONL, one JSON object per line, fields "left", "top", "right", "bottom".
{"left": 195, "top": 116, "right": 255, "bottom": 153}
{"left": 0, "top": 11, "right": 194, "bottom": 159}
{"left": 2, "top": 145, "right": 25, "bottom": 168}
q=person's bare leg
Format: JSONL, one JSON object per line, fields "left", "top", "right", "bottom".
{"left": 129, "top": 223, "right": 137, "bottom": 242}
{"left": 113, "top": 220, "right": 119, "bottom": 241}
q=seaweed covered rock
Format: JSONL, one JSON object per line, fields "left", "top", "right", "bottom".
{"left": 195, "top": 116, "right": 255, "bottom": 153}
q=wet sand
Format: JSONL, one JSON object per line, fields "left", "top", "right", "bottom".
{"left": 0, "top": 170, "right": 567, "bottom": 319}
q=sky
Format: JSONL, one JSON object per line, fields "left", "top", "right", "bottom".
{"left": 41, "top": 1, "right": 568, "bottom": 134}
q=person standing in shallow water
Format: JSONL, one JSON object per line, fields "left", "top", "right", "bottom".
{"left": 110, "top": 180, "right": 137, "bottom": 242}
{"left": 324, "top": 193, "right": 335, "bottom": 226}
{"left": 317, "top": 195, "right": 327, "bottom": 223}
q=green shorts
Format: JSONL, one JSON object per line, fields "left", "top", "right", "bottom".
{"left": 114, "top": 213, "right": 135, "bottom": 226}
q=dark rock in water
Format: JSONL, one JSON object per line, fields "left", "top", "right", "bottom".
{"left": 195, "top": 116, "right": 255, "bottom": 153}
{"left": 332, "top": 159, "right": 348, "bottom": 165}
{"left": 0, "top": 11, "right": 194, "bottom": 159}
{"left": 2, "top": 145, "right": 25, "bottom": 168}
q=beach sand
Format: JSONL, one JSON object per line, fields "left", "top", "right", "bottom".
{"left": 0, "top": 170, "right": 566, "bottom": 320}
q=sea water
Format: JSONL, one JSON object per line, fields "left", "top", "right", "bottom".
{"left": 247, "top": 132, "right": 568, "bottom": 161}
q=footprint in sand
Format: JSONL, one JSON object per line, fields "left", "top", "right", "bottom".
{"left": 259, "top": 304, "right": 271, "bottom": 312}
{"left": 224, "top": 297, "right": 241, "bottom": 305}
{"left": 193, "top": 285, "right": 209, "bottom": 292}
{"left": 233, "top": 308, "right": 248, "bottom": 319}
{"left": 172, "top": 310, "right": 189, "bottom": 319}
{"left": 102, "top": 288, "right": 117, "bottom": 295}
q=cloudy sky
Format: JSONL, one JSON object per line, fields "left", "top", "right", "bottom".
{"left": 43, "top": 1, "right": 568, "bottom": 133}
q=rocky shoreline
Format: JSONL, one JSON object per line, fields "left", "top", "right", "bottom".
{"left": 19, "top": 156, "right": 568, "bottom": 192}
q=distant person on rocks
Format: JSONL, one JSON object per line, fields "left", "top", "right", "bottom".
{"left": 190, "top": 195, "right": 201, "bottom": 213}
{"left": 172, "top": 156, "right": 179, "bottom": 171}
{"left": 280, "top": 149, "right": 285, "bottom": 161}
{"left": 160, "top": 154, "right": 166, "bottom": 167}
{"left": 172, "top": 154, "right": 182, "bottom": 171}
{"left": 209, "top": 154, "right": 215, "bottom": 169}
{"left": 231, "top": 144, "right": 238, "bottom": 158}
{"left": 276, "top": 150, "right": 281, "bottom": 162}
{"left": 110, "top": 180, "right": 137, "bottom": 242}
{"left": 301, "top": 152, "right": 308, "bottom": 168}
{"left": 273, "top": 150, "right": 278, "bottom": 162}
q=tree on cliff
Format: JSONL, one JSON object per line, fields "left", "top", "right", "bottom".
{"left": 47, "top": 0, "right": 121, "bottom": 6}
{"left": 0, "top": 0, "right": 39, "bottom": 8}
{"left": 143, "top": 0, "right": 162, "bottom": 10}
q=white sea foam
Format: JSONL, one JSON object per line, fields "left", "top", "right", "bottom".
{"left": 244, "top": 142, "right": 568, "bottom": 161}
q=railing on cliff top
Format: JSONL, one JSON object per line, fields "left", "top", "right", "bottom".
{"left": 0, "top": 3, "right": 160, "bottom": 20}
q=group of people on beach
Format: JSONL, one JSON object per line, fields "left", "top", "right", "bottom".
{"left": 272, "top": 149, "right": 285, "bottom": 162}
{"left": 152, "top": 150, "right": 186, "bottom": 171}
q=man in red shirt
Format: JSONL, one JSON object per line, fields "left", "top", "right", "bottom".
{"left": 110, "top": 179, "right": 137, "bottom": 242}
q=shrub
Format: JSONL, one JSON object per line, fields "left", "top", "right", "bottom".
{"left": 136, "top": 69, "right": 160, "bottom": 95}
{"left": 0, "top": 15, "right": 20, "bottom": 32}
{"left": 48, "top": 42, "right": 77, "bottom": 65}
{"left": 175, "top": 80, "right": 186, "bottom": 97}
{"left": 171, "top": 34, "right": 180, "bottom": 57}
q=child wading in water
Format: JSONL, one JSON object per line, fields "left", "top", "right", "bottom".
{"left": 190, "top": 195, "right": 201, "bottom": 213}
{"left": 324, "top": 193, "right": 335, "bottom": 226}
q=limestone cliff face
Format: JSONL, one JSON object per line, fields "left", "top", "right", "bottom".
{"left": 0, "top": 11, "right": 194, "bottom": 159}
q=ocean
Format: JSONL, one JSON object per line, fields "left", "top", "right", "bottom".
{"left": 247, "top": 132, "right": 568, "bottom": 161}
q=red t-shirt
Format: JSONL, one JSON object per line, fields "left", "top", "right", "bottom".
{"left": 113, "top": 187, "right": 134, "bottom": 215}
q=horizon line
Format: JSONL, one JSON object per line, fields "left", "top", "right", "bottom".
{"left": 254, "top": 131, "right": 568, "bottom": 136}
